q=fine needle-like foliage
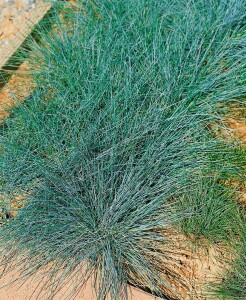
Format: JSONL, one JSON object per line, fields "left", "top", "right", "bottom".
{"left": 0, "top": 0, "right": 245, "bottom": 299}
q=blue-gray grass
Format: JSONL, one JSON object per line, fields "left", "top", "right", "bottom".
{"left": 0, "top": 0, "right": 245, "bottom": 299}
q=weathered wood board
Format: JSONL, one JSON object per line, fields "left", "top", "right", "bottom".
{"left": 0, "top": 0, "right": 51, "bottom": 69}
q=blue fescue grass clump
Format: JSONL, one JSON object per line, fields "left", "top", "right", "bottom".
{"left": 0, "top": 0, "right": 245, "bottom": 299}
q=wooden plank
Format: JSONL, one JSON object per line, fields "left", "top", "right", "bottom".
{"left": 0, "top": 0, "right": 51, "bottom": 70}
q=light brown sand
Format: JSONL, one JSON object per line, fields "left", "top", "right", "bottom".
{"left": 227, "top": 118, "right": 246, "bottom": 144}
{"left": 0, "top": 269, "right": 159, "bottom": 300}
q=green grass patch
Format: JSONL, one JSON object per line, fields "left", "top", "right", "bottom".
{"left": 177, "top": 177, "right": 243, "bottom": 244}
{"left": 212, "top": 219, "right": 246, "bottom": 299}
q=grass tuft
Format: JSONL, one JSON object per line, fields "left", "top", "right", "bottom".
{"left": 0, "top": 0, "right": 245, "bottom": 299}
{"left": 177, "top": 177, "right": 243, "bottom": 244}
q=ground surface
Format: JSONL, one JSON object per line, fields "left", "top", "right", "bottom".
{"left": 0, "top": 270, "right": 160, "bottom": 300}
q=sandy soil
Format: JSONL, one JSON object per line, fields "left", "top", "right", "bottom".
{"left": 0, "top": 249, "right": 228, "bottom": 300}
{"left": 0, "top": 61, "right": 33, "bottom": 119}
{"left": 0, "top": 270, "right": 160, "bottom": 300}
{"left": 227, "top": 118, "right": 246, "bottom": 144}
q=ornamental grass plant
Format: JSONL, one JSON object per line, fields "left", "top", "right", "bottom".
{"left": 0, "top": 0, "right": 245, "bottom": 299}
